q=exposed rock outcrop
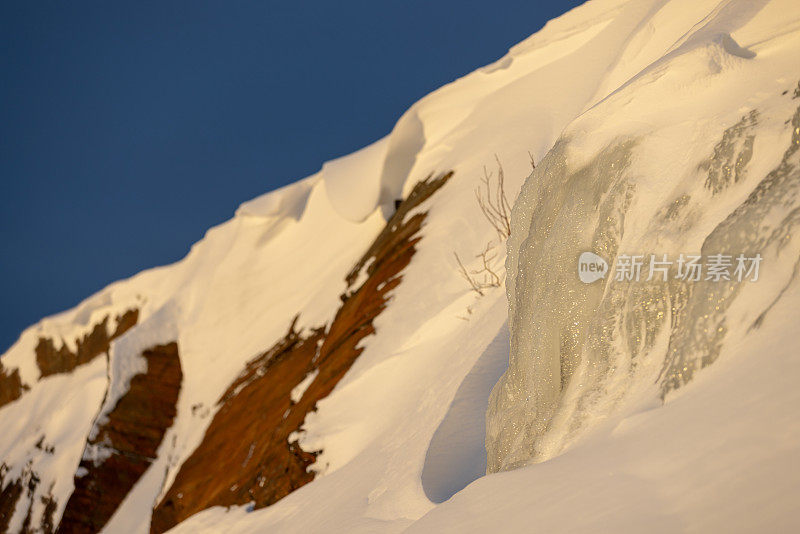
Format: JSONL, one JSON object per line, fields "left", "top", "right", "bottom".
{"left": 36, "top": 309, "right": 139, "bottom": 378}
{"left": 0, "top": 463, "right": 55, "bottom": 534}
{"left": 0, "top": 366, "right": 26, "bottom": 410}
{"left": 0, "top": 467, "right": 22, "bottom": 534}
{"left": 0, "top": 310, "right": 142, "bottom": 532}
{"left": 56, "top": 342, "right": 182, "bottom": 534}
{"left": 150, "top": 171, "right": 452, "bottom": 533}
{"left": 149, "top": 322, "right": 325, "bottom": 534}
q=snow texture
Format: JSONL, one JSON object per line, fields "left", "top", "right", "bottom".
{"left": 2, "top": 0, "right": 800, "bottom": 532}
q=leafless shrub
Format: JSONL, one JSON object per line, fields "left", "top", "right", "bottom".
{"left": 455, "top": 156, "right": 524, "bottom": 297}
{"left": 474, "top": 155, "right": 513, "bottom": 242}
{"left": 454, "top": 243, "right": 503, "bottom": 297}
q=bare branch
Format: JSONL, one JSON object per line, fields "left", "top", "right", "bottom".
{"left": 454, "top": 243, "right": 503, "bottom": 296}
{"left": 477, "top": 242, "right": 501, "bottom": 287}
{"left": 528, "top": 151, "right": 536, "bottom": 170}
{"left": 454, "top": 155, "right": 518, "bottom": 298}
{"left": 454, "top": 252, "right": 485, "bottom": 296}
{"left": 474, "top": 156, "right": 512, "bottom": 241}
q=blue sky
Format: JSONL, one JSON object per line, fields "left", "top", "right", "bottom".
{"left": 0, "top": 0, "right": 583, "bottom": 352}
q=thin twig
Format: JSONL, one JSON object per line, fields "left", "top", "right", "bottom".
{"left": 455, "top": 252, "right": 486, "bottom": 296}
{"left": 474, "top": 156, "right": 512, "bottom": 241}
{"left": 454, "top": 156, "right": 515, "bottom": 297}
{"left": 454, "top": 243, "right": 503, "bottom": 296}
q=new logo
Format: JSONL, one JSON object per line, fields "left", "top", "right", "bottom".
{"left": 578, "top": 252, "right": 608, "bottom": 283}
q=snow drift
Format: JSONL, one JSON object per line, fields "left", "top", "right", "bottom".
{"left": 2, "top": 0, "right": 800, "bottom": 533}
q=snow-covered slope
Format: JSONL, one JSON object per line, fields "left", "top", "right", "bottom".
{"left": 2, "top": 0, "right": 800, "bottom": 532}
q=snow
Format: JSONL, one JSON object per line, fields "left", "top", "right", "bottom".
{"left": 290, "top": 368, "right": 319, "bottom": 404}
{"left": 421, "top": 323, "right": 509, "bottom": 504}
{"left": 1, "top": 0, "right": 800, "bottom": 532}
{"left": 322, "top": 137, "right": 390, "bottom": 222}
{"left": 91, "top": 302, "right": 179, "bottom": 439}
{"left": 236, "top": 174, "right": 318, "bottom": 220}
{"left": 0, "top": 358, "right": 108, "bottom": 532}
{"left": 408, "top": 281, "right": 800, "bottom": 533}
{"left": 490, "top": 0, "right": 800, "bottom": 471}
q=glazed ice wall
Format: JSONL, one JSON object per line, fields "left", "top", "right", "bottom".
{"left": 487, "top": 139, "right": 638, "bottom": 472}
{"left": 487, "top": 67, "right": 800, "bottom": 472}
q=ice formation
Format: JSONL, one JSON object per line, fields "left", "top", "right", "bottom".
{"left": 488, "top": 39, "right": 800, "bottom": 471}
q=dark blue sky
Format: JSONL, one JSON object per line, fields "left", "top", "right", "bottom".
{"left": 0, "top": 0, "right": 582, "bottom": 352}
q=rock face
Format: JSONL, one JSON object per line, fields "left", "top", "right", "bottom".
{"left": 56, "top": 342, "right": 182, "bottom": 534}
{"left": 0, "top": 310, "right": 139, "bottom": 413}
{"left": 0, "top": 366, "right": 25, "bottom": 409}
{"left": 149, "top": 322, "right": 325, "bottom": 534}
{"left": 150, "top": 172, "right": 452, "bottom": 533}
{"left": 0, "top": 172, "right": 451, "bottom": 533}
{"left": 0, "top": 473, "right": 23, "bottom": 534}
{"left": 0, "top": 309, "right": 142, "bottom": 533}
{"left": 0, "top": 463, "right": 57, "bottom": 534}
{"left": 36, "top": 309, "right": 139, "bottom": 378}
